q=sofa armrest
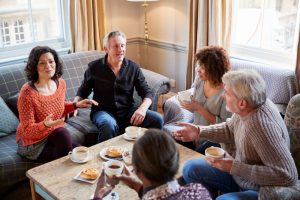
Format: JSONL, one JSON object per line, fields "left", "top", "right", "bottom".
{"left": 133, "top": 68, "right": 171, "bottom": 111}
{"left": 259, "top": 180, "right": 300, "bottom": 200}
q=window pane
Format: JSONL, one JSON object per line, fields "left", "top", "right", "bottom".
{"left": 0, "top": 0, "right": 70, "bottom": 64}
{"left": 232, "top": 0, "right": 299, "bottom": 53}
{"left": 31, "top": 0, "right": 61, "bottom": 42}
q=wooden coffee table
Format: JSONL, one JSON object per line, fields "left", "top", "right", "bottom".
{"left": 27, "top": 135, "right": 204, "bottom": 200}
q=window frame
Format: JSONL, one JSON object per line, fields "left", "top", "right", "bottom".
{"left": 230, "top": 0, "right": 300, "bottom": 68}
{"left": 0, "top": 0, "right": 71, "bottom": 67}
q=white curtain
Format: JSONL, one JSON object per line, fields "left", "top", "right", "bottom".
{"left": 186, "top": 0, "right": 232, "bottom": 89}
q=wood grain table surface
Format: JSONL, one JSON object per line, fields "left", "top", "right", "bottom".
{"left": 26, "top": 134, "right": 204, "bottom": 200}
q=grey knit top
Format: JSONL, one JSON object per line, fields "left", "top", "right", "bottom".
{"left": 200, "top": 99, "right": 298, "bottom": 190}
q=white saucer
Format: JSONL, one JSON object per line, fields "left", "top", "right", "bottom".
{"left": 90, "top": 191, "right": 119, "bottom": 200}
{"left": 123, "top": 132, "right": 137, "bottom": 141}
{"left": 74, "top": 170, "right": 99, "bottom": 184}
{"left": 99, "top": 147, "right": 124, "bottom": 161}
{"left": 70, "top": 154, "right": 91, "bottom": 164}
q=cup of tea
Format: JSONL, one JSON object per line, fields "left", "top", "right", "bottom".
{"left": 69, "top": 146, "right": 90, "bottom": 161}
{"left": 104, "top": 160, "right": 124, "bottom": 186}
{"left": 205, "top": 146, "right": 225, "bottom": 159}
{"left": 125, "top": 126, "right": 140, "bottom": 138}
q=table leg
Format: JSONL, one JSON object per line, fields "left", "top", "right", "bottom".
{"left": 29, "top": 180, "right": 43, "bottom": 200}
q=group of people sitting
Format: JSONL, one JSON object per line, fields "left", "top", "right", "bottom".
{"left": 16, "top": 30, "right": 298, "bottom": 199}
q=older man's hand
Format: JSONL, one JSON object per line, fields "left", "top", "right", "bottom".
{"left": 173, "top": 122, "right": 199, "bottom": 142}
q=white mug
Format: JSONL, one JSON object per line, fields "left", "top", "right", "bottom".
{"left": 104, "top": 160, "right": 124, "bottom": 186}
{"left": 125, "top": 126, "right": 141, "bottom": 138}
{"left": 69, "top": 146, "right": 89, "bottom": 161}
{"left": 205, "top": 146, "right": 225, "bottom": 159}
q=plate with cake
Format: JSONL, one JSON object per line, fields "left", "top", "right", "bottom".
{"left": 74, "top": 167, "right": 100, "bottom": 184}
{"left": 99, "top": 146, "right": 124, "bottom": 161}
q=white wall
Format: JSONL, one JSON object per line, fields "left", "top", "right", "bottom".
{"left": 105, "top": 0, "right": 189, "bottom": 91}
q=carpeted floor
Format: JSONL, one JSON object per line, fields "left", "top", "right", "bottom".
{"left": 2, "top": 180, "right": 31, "bottom": 200}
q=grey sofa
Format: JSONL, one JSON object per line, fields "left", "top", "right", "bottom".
{"left": 0, "top": 51, "right": 170, "bottom": 194}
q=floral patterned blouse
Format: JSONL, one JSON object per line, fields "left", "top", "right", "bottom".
{"left": 141, "top": 180, "right": 211, "bottom": 200}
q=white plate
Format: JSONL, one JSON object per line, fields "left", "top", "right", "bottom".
{"left": 74, "top": 170, "right": 99, "bottom": 184}
{"left": 123, "top": 132, "right": 137, "bottom": 141}
{"left": 99, "top": 147, "right": 124, "bottom": 161}
{"left": 90, "top": 191, "right": 119, "bottom": 200}
{"left": 70, "top": 154, "right": 91, "bottom": 164}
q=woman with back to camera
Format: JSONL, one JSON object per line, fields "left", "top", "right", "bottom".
{"left": 16, "top": 46, "right": 98, "bottom": 162}
{"left": 163, "top": 46, "right": 232, "bottom": 153}
{"left": 92, "top": 129, "right": 212, "bottom": 200}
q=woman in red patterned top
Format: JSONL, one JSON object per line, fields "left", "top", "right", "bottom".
{"left": 16, "top": 46, "right": 98, "bottom": 162}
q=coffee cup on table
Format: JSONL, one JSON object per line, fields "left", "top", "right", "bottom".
{"left": 125, "top": 126, "right": 141, "bottom": 138}
{"left": 69, "top": 146, "right": 89, "bottom": 161}
{"left": 205, "top": 146, "right": 225, "bottom": 159}
{"left": 104, "top": 160, "right": 124, "bottom": 186}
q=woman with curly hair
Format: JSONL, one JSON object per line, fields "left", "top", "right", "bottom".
{"left": 163, "top": 46, "right": 232, "bottom": 153}
{"left": 16, "top": 46, "right": 98, "bottom": 162}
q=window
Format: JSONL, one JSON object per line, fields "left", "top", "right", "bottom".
{"left": 0, "top": 0, "right": 70, "bottom": 66}
{"left": 14, "top": 20, "right": 25, "bottom": 44}
{"left": 0, "top": 22, "right": 11, "bottom": 46}
{"left": 231, "top": 0, "right": 300, "bottom": 68}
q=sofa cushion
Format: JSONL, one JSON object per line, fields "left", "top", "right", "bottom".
{"left": 5, "top": 92, "right": 19, "bottom": 118}
{"left": 64, "top": 122, "right": 86, "bottom": 145}
{"left": 66, "top": 108, "right": 99, "bottom": 146}
{"left": 0, "top": 97, "right": 19, "bottom": 137}
{"left": 284, "top": 94, "right": 300, "bottom": 175}
{"left": 0, "top": 133, "right": 41, "bottom": 194}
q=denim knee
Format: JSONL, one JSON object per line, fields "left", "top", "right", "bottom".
{"left": 183, "top": 158, "right": 208, "bottom": 184}
{"left": 92, "top": 112, "right": 118, "bottom": 142}
{"left": 216, "top": 190, "right": 258, "bottom": 200}
{"left": 145, "top": 110, "right": 163, "bottom": 129}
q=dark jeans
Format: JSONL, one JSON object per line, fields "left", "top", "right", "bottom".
{"left": 175, "top": 140, "right": 220, "bottom": 155}
{"left": 37, "top": 127, "right": 77, "bottom": 163}
{"left": 91, "top": 107, "right": 163, "bottom": 143}
{"left": 183, "top": 158, "right": 258, "bottom": 200}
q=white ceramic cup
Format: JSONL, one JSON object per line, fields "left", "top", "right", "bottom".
{"left": 205, "top": 146, "right": 225, "bottom": 159}
{"left": 69, "top": 146, "right": 89, "bottom": 161}
{"left": 104, "top": 160, "right": 124, "bottom": 186}
{"left": 178, "top": 90, "right": 192, "bottom": 102}
{"left": 125, "top": 126, "right": 140, "bottom": 138}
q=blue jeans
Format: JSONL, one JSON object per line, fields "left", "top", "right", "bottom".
{"left": 91, "top": 108, "right": 163, "bottom": 143}
{"left": 183, "top": 158, "right": 258, "bottom": 200}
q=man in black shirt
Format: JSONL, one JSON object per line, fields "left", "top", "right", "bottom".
{"left": 74, "top": 31, "right": 163, "bottom": 142}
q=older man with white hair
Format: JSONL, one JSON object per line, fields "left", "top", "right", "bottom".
{"left": 174, "top": 70, "right": 298, "bottom": 200}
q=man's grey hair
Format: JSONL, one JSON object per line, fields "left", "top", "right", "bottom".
{"left": 222, "top": 69, "right": 267, "bottom": 108}
{"left": 103, "top": 31, "right": 127, "bottom": 49}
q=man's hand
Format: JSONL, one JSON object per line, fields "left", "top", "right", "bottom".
{"left": 43, "top": 114, "right": 64, "bottom": 128}
{"left": 130, "top": 107, "right": 147, "bottom": 126}
{"left": 205, "top": 156, "right": 234, "bottom": 173}
{"left": 76, "top": 99, "right": 98, "bottom": 108}
{"left": 94, "top": 169, "right": 113, "bottom": 199}
{"left": 114, "top": 166, "right": 143, "bottom": 192}
{"left": 173, "top": 122, "right": 199, "bottom": 142}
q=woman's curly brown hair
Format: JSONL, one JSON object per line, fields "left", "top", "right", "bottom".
{"left": 25, "top": 46, "right": 63, "bottom": 83}
{"left": 195, "top": 46, "right": 231, "bottom": 86}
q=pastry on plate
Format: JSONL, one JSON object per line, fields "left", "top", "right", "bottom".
{"left": 80, "top": 168, "right": 99, "bottom": 180}
{"left": 106, "top": 147, "right": 123, "bottom": 157}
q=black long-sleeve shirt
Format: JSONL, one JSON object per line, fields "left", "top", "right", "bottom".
{"left": 76, "top": 54, "right": 153, "bottom": 118}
